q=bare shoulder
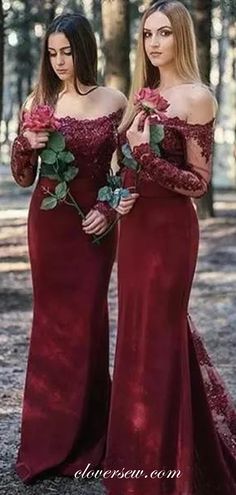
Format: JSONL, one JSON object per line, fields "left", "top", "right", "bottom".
{"left": 186, "top": 84, "right": 218, "bottom": 124}
{"left": 18, "top": 93, "right": 34, "bottom": 121}
{"left": 22, "top": 93, "right": 35, "bottom": 112}
{"left": 97, "top": 86, "right": 127, "bottom": 112}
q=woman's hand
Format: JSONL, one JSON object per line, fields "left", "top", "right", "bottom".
{"left": 127, "top": 111, "right": 150, "bottom": 151}
{"left": 82, "top": 209, "right": 109, "bottom": 235}
{"left": 23, "top": 129, "right": 49, "bottom": 150}
{"left": 115, "top": 192, "right": 139, "bottom": 215}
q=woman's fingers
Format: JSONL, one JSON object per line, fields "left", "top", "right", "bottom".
{"left": 35, "top": 143, "right": 48, "bottom": 149}
{"left": 116, "top": 206, "right": 132, "bottom": 215}
{"left": 82, "top": 210, "right": 97, "bottom": 227}
{"left": 38, "top": 136, "right": 49, "bottom": 143}
{"left": 130, "top": 111, "right": 145, "bottom": 131}
{"left": 37, "top": 131, "right": 50, "bottom": 137}
{"left": 121, "top": 193, "right": 139, "bottom": 202}
{"left": 115, "top": 193, "right": 139, "bottom": 215}
{"left": 83, "top": 219, "right": 107, "bottom": 234}
{"left": 90, "top": 224, "right": 107, "bottom": 235}
{"left": 82, "top": 211, "right": 107, "bottom": 233}
{"left": 23, "top": 129, "right": 50, "bottom": 149}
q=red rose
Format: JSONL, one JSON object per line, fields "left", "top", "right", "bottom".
{"left": 22, "top": 105, "right": 59, "bottom": 131}
{"left": 134, "top": 87, "right": 170, "bottom": 112}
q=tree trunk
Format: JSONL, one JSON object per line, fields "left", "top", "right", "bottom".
{"left": 192, "top": 0, "right": 214, "bottom": 218}
{"left": 101, "top": 0, "right": 130, "bottom": 95}
{"left": 216, "top": 10, "right": 229, "bottom": 105}
{"left": 0, "top": 0, "right": 4, "bottom": 124}
{"left": 46, "top": 0, "right": 57, "bottom": 26}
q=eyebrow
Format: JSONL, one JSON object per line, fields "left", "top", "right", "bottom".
{"left": 48, "top": 46, "right": 71, "bottom": 50}
{"left": 143, "top": 26, "right": 172, "bottom": 32}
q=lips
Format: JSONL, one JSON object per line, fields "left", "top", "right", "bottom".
{"left": 150, "top": 52, "right": 162, "bottom": 55}
{"left": 57, "top": 70, "right": 67, "bottom": 73}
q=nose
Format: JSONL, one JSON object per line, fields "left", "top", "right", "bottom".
{"left": 150, "top": 34, "right": 161, "bottom": 47}
{"left": 56, "top": 53, "right": 65, "bottom": 66}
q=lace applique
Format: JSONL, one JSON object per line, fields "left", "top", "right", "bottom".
{"left": 56, "top": 109, "right": 123, "bottom": 183}
{"left": 188, "top": 315, "right": 236, "bottom": 459}
{"left": 117, "top": 116, "right": 215, "bottom": 198}
{"left": 93, "top": 201, "right": 117, "bottom": 224}
{"left": 174, "top": 117, "right": 215, "bottom": 162}
{"left": 150, "top": 115, "right": 215, "bottom": 162}
{"left": 10, "top": 134, "right": 38, "bottom": 187}
{"left": 132, "top": 143, "right": 208, "bottom": 198}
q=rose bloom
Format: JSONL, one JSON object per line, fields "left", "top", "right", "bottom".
{"left": 22, "top": 105, "right": 59, "bottom": 131}
{"left": 134, "top": 87, "right": 170, "bottom": 112}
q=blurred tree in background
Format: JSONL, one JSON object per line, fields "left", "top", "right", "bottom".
{"left": 101, "top": 0, "right": 130, "bottom": 94}
{"left": 0, "top": 0, "right": 235, "bottom": 219}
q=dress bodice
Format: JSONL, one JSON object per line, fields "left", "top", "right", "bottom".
{"left": 56, "top": 109, "right": 122, "bottom": 184}
{"left": 10, "top": 108, "right": 123, "bottom": 221}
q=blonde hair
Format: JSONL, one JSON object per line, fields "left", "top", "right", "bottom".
{"left": 120, "top": 0, "right": 202, "bottom": 132}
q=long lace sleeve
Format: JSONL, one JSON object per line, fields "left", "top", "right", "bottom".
{"left": 132, "top": 119, "right": 215, "bottom": 199}
{"left": 93, "top": 200, "right": 117, "bottom": 224}
{"left": 10, "top": 122, "right": 38, "bottom": 188}
{"left": 93, "top": 109, "right": 125, "bottom": 223}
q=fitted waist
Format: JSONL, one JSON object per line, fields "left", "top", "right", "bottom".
{"left": 137, "top": 181, "right": 189, "bottom": 200}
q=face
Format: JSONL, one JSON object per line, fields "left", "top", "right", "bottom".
{"left": 144, "top": 11, "right": 175, "bottom": 68}
{"left": 48, "top": 32, "right": 74, "bottom": 81}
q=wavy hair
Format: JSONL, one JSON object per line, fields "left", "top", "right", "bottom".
{"left": 120, "top": 0, "right": 202, "bottom": 131}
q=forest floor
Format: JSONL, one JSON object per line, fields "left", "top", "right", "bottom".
{"left": 0, "top": 164, "right": 236, "bottom": 494}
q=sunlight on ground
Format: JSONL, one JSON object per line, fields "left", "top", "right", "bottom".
{"left": 0, "top": 262, "right": 30, "bottom": 272}
{"left": 0, "top": 210, "right": 28, "bottom": 220}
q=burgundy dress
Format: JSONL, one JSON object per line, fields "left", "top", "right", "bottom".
{"left": 10, "top": 109, "right": 122, "bottom": 484}
{"left": 104, "top": 113, "right": 236, "bottom": 495}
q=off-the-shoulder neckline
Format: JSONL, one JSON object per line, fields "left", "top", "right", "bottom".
{"left": 55, "top": 108, "right": 123, "bottom": 124}
{"left": 151, "top": 114, "right": 216, "bottom": 127}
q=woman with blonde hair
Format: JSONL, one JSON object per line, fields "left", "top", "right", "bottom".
{"left": 103, "top": 1, "right": 236, "bottom": 494}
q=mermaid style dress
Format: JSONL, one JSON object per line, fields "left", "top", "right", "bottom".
{"left": 104, "top": 112, "right": 236, "bottom": 495}
{"left": 10, "top": 109, "right": 122, "bottom": 483}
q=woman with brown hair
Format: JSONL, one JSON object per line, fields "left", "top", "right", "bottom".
{"left": 104, "top": 1, "right": 236, "bottom": 494}
{"left": 10, "top": 12, "right": 128, "bottom": 484}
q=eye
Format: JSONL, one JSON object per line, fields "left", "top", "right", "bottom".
{"left": 160, "top": 30, "right": 172, "bottom": 37}
{"left": 63, "top": 51, "right": 72, "bottom": 56}
{"left": 143, "top": 31, "right": 151, "bottom": 38}
{"left": 48, "top": 52, "right": 56, "bottom": 57}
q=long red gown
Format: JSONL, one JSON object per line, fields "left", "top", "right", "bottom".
{"left": 104, "top": 113, "right": 236, "bottom": 495}
{"left": 10, "top": 109, "right": 122, "bottom": 484}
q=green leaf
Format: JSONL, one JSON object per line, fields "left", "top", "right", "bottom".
{"left": 150, "top": 124, "right": 164, "bottom": 145}
{"left": 107, "top": 175, "right": 122, "bottom": 189}
{"left": 108, "top": 190, "right": 121, "bottom": 208}
{"left": 47, "top": 131, "right": 65, "bottom": 152}
{"left": 122, "top": 156, "right": 138, "bottom": 170}
{"left": 40, "top": 163, "right": 60, "bottom": 180}
{"left": 63, "top": 166, "right": 79, "bottom": 182}
{"left": 40, "top": 149, "right": 57, "bottom": 165}
{"left": 55, "top": 182, "right": 68, "bottom": 200}
{"left": 109, "top": 188, "right": 131, "bottom": 208}
{"left": 58, "top": 151, "right": 75, "bottom": 164}
{"left": 97, "top": 186, "right": 113, "bottom": 202}
{"left": 121, "top": 143, "right": 138, "bottom": 170}
{"left": 121, "top": 143, "right": 133, "bottom": 159}
{"left": 150, "top": 142, "right": 161, "bottom": 156}
{"left": 40, "top": 196, "right": 58, "bottom": 210}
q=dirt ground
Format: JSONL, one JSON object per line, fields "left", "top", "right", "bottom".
{"left": 0, "top": 165, "right": 236, "bottom": 494}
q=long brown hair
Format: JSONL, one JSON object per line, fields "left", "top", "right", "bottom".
{"left": 24, "top": 13, "right": 97, "bottom": 110}
{"left": 120, "top": 0, "right": 202, "bottom": 131}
